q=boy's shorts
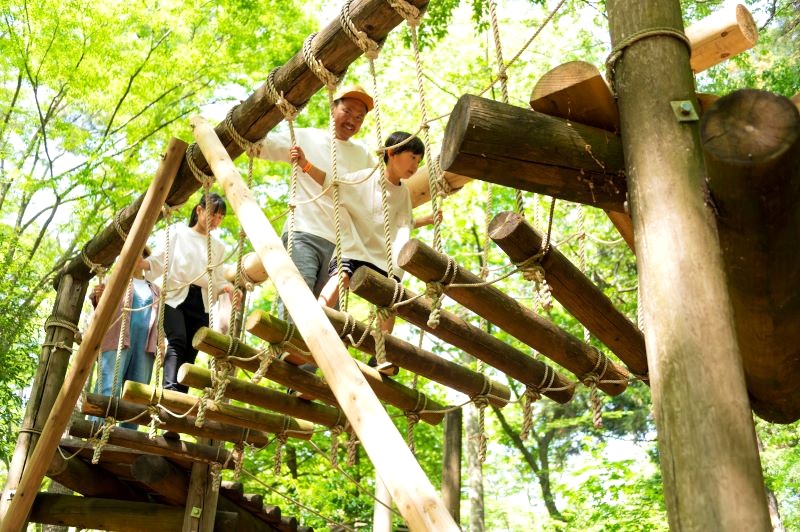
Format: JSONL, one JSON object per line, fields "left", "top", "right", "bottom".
{"left": 328, "top": 258, "right": 401, "bottom": 282}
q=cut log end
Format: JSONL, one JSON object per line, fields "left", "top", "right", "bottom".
{"left": 439, "top": 94, "right": 476, "bottom": 172}
{"left": 736, "top": 4, "right": 758, "bottom": 45}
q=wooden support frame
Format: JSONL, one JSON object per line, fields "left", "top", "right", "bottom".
{"left": 397, "top": 239, "right": 629, "bottom": 395}
{"left": 191, "top": 116, "right": 458, "bottom": 530}
{"left": 1, "top": 139, "right": 183, "bottom": 532}
{"left": 349, "top": 267, "right": 576, "bottom": 403}
{"left": 47, "top": 452, "right": 143, "bottom": 501}
{"left": 607, "top": 1, "right": 771, "bottom": 529}
{"left": 489, "top": 211, "right": 648, "bottom": 377}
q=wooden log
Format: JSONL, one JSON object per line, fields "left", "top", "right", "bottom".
{"left": 685, "top": 3, "right": 758, "bottom": 73}
{"left": 178, "top": 364, "right": 347, "bottom": 428}
{"left": 2, "top": 139, "right": 183, "bottom": 532}
{"left": 398, "top": 239, "right": 629, "bottom": 395}
{"left": 62, "top": 0, "right": 430, "bottom": 283}
{"left": 489, "top": 211, "right": 648, "bottom": 377}
{"left": 405, "top": 164, "right": 472, "bottom": 208}
{"left": 1, "top": 273, "right": 89, "bottom": 517}
{"left": 82, "top": 393, "right": 272, "bottom": 446}
{"left": 121, "top": 382, "right": 314, "bottom": 440}
{"left": 28, "top": 493, "right": 238, "bottom": 532}
{"left": 224, "top": 252, "right": 268, "bottom": 286}
{"left": 220, "top": 481, "right": 244, "bottom": 498}
{"left": 701, "top": 89, "right": 800, "bottom": 423}
{"left": 350, "top": 267, "right": 576, "bottom": 403}
{"left": 441, "top": 409, "right": 462, "bottom": 523}
{"left": 440, "top": 94, "right": 627, "bottom": 212}
{"left": 607, "top": 2, "right": 771, "bottom": 530}
{"left": 131, "top": 454, "right": 190, "bottom": 506}
{"left": 47, "top": 452, "right": 142, "bottom": 501}
{"left": 192, "top": 116, "right": 457, "bottom": 531}
{"left": 57, "top": 437, "right": 158, "bottom": 467}
{"left": 320, "top": 307, "right": 510, "bottom": 408}
{"left": 69, "top": 419, "right": 236, "bottom": 469}
{"left": 242, "top": 314, "right": 446, "bottom": 425}
{"left": 792, "top": 93, "right": 800, "bottom": 112}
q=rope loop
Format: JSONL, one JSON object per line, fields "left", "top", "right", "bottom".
{"left": 80, "top": 247, "right": 108, "bottom": 279}
{"left": 252, "top": 344, "right": 281, "bottom": 384}
{"left": 302, "top": 33, "right": 341, "bottom": 90}
{"left": 91, "top": 417, "right": 115, "bottom": 464}
{"left": 330, "top": 425, "right": 345, "bottom": 468}
{"left": 405, "top": 412, "right": 420, "bottom": 453}
{"left": 582, "top": 350, "right": 609, "bottom": 429}
{"left": 186, "top": 143, "right": 215, "bottom": 187}
{"left": 195, "top": 387, "right": 213, "bottom": 428}
{"left": 147, "top": 404, "right": 164, "bottom": 440}
{"left": 273, "top": 433, "right": 288, "bottom": 475}
{"left": 224, "top": 106, "right": 258, "bottom": 153}
{"left": 346, "top": 429, "right": 359, "bottom": 466}
{"left": 340, "top": 0, "right": 382, "bottom": 59}
{"left": 520, "top": 385, "right": 541, "bottom": 441}
{"left": 113, "top": 209, "right": 129, "bottom": 241}
{"left": 386, "top": 0, "right": 422, "bottom": 26}
{"left": 266, "top": 68, "right": 304, "bottom": 121}
{"left": 44, "top": 316, "right": 81, "bottom": 343}
{"left": 425, "top": 256, "right": 458, "bottom": 328}
{"left": 232, "top": 442, "right": 245, "bottom": 481}
{"left": 474, "top": 396, "right": 489, "bottom": 463}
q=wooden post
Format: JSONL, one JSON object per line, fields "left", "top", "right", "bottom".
{"left": 350, "top": 267, "right": 575, "bottom": 403}
{"left": 1, "top": 139, "right": 183, "bottom": 532}
{"left": 441, "top": 409, "right": 462, "bottom": 523}
{"left": 191, "top": 116, "right": 458, "bottom": 531}
{"left": 321, "top": 308, "right": 511, "bottom": 407}
{"left": 701, "top": 89, "right": 800, "bottom": 423}
{"left": 607, "top": 2, "right": 771, "bottom": 530}
{"left": 81, "top": 393, "right": 272, "bottom": 446}
{"left": 121, "top": 382, "right": 314, "bottom": 439}
{"left": 1, "top": 273, "right": 88, "bottom": 518}
{"left": 489, "top": 211, "right": 648, "bottom": 377}
{"left": 373, "top": 474, "right": 393, "bottom": 532}
{"left": 440, "top": 94, "right": 627, "bottom": 212}
{"left": 398, "top": 239, "right": 629, "bottom": 395}
{"left": 178, "top": 364, "right": 347, "bottom": 428}
{"left": 241, "top": 316, "right": 445, "bottom": 425}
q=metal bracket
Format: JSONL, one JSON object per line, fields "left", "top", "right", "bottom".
{"left": 670, "top": 100, "right": 699, "bottom": 122}
{"left": 191, "top": 506, "right": 202, "bottom": 518}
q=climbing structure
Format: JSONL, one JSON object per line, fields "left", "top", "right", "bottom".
{"left": 1, "top": 0, "right": 796, "bottom": 531}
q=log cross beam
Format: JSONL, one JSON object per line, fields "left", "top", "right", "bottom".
{"left": 397, "top": 239, "right": 629, "bottom": 395}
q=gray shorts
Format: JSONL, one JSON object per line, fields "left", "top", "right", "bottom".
{"left": 281, "top": 231, "right": 335, "bottom": 297}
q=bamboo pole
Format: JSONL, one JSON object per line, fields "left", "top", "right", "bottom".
{"left": 319, "top": 307, "right": 511, "bottom": 407}
{"left": 241, "top": 315, "right": 446, "bottom": 425}
{"left": 398, "top": 239, "right": 629, "bottom": 395}
{"left": 191, "top": 116, "right": 458, "bottom": 531}
{"left": 178, "top": 364, "right": 347, "bottom": 428}
{"left": 81, "top": 393, "right": 272, "bottom": 446}
{"left": 349, "top": 267, "right": 576, "bottom": 403}
{"left": 701, "top": 89, "right": 800, "bottom": 423}
{"left": 121, "top": 382, "right": 314, "bottom": 440}
{"left": 489, "top": 211, "right": 648, "bottom": 377}
{"left": 1, "top": 138, "right": 184, "bottom": 532}
{"left": 607, "top": 2, "right": 770, "bottom": 529}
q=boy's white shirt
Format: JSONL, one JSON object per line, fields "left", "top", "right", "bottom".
{"left": 258, "top": 127, "right": 377, "bottom": 243}
{"left": 324, "top": 167, "right": 413, "bottom": 273}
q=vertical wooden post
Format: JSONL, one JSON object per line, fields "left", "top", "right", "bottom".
{"left": 1, "top": 274, "right": 88, "bottom": 518}
{"left": 191, "top": 116, "right": 458, "bottom": 531}
{"left": 606, "top": 2, "right": 771, "bottom": 530}
{"left": 441, "top": 410, "right": 462, "bottom": 523}
{"left": 0, "top": 139, "right": 184, "bottom": 532}
{"left": 372, "top": 474, "right": 392, "bottom": 532}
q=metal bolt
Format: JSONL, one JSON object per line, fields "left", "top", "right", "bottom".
{"left": 680, "top": 102, "right": 693, "bottom": 115}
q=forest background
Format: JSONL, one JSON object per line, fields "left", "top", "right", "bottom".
{"left": 0, "top": 0, "right": 798, "bottom": 530}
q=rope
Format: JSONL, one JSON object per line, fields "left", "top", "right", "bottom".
{"left": 147, "top": 404, "right": 164, "bottom": 440}
{"left": 474, "top": 396, "right": 489, "bottom": 464}
{"left": 582, "top": 350, "right": 609, "bottom": 429}
{"left": 405, "top": 412, "right": 420, "bottom": 454}
{"left": 301, "top": 34, "right": 341, "bottom": 90}
{"left": 113, "top": 209, "right": 129, "bottom": 241}
{"left": 330, "top": 425, "right": 344, "bottom": 468}
{"left": 232, "top": 442, "right": 245, "bottom": 481}
{"left": 210, "top": 462, "right": 223, "bottom": 492}
{"left": 605, "top": 27, "right": 692, "bottom": 97}
{"left": 44, "top": 316, "right": 81, "bottom": 344}
{"left": 102, "top": 282, "right": 133, "bottom": 420}
{"left": 90, "top": 417, "right": 115, "bottom": 464}
{"left": 346, "top": 430, "right": 359, "bottom": 466}
{"left": 273, "top": 432, "right": 288, "bottom": 475}
{"left": 80, "top": 248, "right": 107, "bottom": 279}
{"left": 252, "top": 344, "right": 281, "bottom": 384}
{"left": 516, "top": 197, "right": 556, "bottom": 311}
{"left": 186, "top": 143, "right": 214, "bottom": 187}
{"left": 425, "top": 255, "right": 459, "bottom": 328}
{"left": 339, "top": 0, "right": 381, "bottom": 60}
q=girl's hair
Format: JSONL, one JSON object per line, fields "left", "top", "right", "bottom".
{"left": 189, "top": 192, "right": 227, "bottom": 227}
{"left": 384, "top": 131, "right": 425, "bottom": 163}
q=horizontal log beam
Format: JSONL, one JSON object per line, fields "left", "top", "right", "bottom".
{"left": 178, "top": 364, "right": 347, "bottom": 428}
{"left": 398, "top": 239, "right": 629, "bottom": 395}
{"left": 350, "top": 267, "right": 576, "bottom": 403}
{"left": 69, "top": 419, "right": 236, "bottom": 468}
{"left": 82, "top": 393, "right": 272, "bottom": 446}
{"left": 686, "top": 3, "right": 758, "bottom": 73}
{"left": 701, "top": 89, "right": 800, "bottom": 423}
{"left": 440, "top": 94, "right": 627, "bottom": 212}
{"left": 121, "top": 382, "right": 314, "bottom": 440}
{"left": 489, "top": 211, "right": 648, "bottom": 377}
{"left": 47, "top": 452, "right": 143, "bottom": 501}
{"left": 320, "top": 307, "right": 511, "bottom": 408}
{"left": 243, "top": 315, "right": 447, "bottom": 424}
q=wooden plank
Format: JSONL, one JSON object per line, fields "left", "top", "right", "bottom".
{"left": 489, "top": 211, "right": 648, "bottom": 377}
{"left": 398, "top": 239, "right": 629, "bottom": 395}
{"left": 1, "top": 138, "right": 184, "bottom": 532}
{"left": 701, "top": 89, "right": 800, "bottom": 423}
{"left": 82, "top": 393, "right": 272, "bottom": 446}
{"left": 191, "top": 115, "right": 457, "bottom": 530}
{"left": 242, "top": 314, "right": 446, "bottom": 425}
{"left": 320, "top": 307, "right": 511, "bottom": 408}
{"left": 607, "top": 2, "right": 771, "bottom": 530}
{"left": 121, "top": 382, "right": 314, "bottom": 440}
{"left": 440, "top": 94, "right": 627, "bottom": 212}
{"left": 350, "top": 267, "right": 576, "bottom": 403}
{"left": 178, "top": 364, "right": 347, "bottom": 428}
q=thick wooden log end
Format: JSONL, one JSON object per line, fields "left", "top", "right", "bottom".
{"left": 397, "top": 238, "right": 424, "bottom": 271}
{"left": 439, "top": 94, "right": 475, "bottom": 173}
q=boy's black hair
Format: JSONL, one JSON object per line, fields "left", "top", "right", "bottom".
{"left": 384, "top": 131, "right": 424, "bottom": 164}
{"left": 189, "top": 192, "right": 227, "bottom": 227}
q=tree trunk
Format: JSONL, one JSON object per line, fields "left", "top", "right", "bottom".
{"left": 441, "top": 409, "right": 462, "bottom": 523}
{"left": 607, "top": 1, "right": 771, "bottom": 530}
{"left": 465, "top": 401, "right": 484, "bottom": 532}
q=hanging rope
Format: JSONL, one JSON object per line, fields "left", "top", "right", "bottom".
{"left": 80, "top": 248, "right": 108, "bottom": 280}
{"left": 232, "top": 442, "right": 245, "bottom": 481}
{"left": 90, "top": 417, "right": 115, "bottom": 464}
{"left": 515, "top": 197, "right": 557, "bottom": 312}
{"left": 329, "top": 424, "right": 345, "bottom": 468}
{"left": 273, "top": 433, "right": 288, "bottom": 475}
{"left": 425, "top": 255, "right": 459, "bottom": 328}
{"left": 113, "top": 209, "right": 129, "bottom": 241}
{"left": 582, "top": 350, "right": 609, "bottom": 429}
{"left": 186, "top": 143, "right": 215, "bottom": 188}
{"left": 346, "top": 428, "right": 359, "bottom": 466}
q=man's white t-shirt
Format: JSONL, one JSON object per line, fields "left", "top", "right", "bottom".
{"left": 325, "top": 167, "right": 413, "bottom": 273}
{"left": 258, "top": 127, "right": 377, "bottom": 243}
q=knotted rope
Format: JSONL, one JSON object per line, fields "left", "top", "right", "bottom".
{"left": 425, "top": 255, "right": 458, "bottom": 329}
{"left": 91, "top": 417, "right": 115, "bottom": 464}
{"left": 582, "top": 350, "right": 609, "bottom": 429}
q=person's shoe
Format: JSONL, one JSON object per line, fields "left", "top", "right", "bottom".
{"left": 163, "top": 430, "right": 180, "bottom": 441}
